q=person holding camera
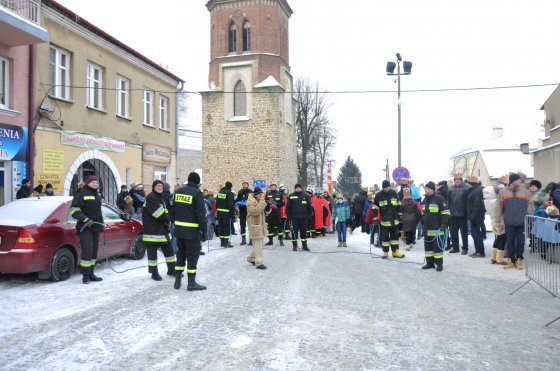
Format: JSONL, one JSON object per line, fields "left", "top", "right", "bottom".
{"left": 142, "top": 180, "right": 176, "bottom": 281}
{"left": 170, "top": 172, "right": 208, "bottom": 291}
{"left": 69, "top": 175, "right": 105, "bottom": 284}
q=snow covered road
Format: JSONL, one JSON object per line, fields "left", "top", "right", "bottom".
{"left": 1, "top": 232, "right": 559, "bottom": 370}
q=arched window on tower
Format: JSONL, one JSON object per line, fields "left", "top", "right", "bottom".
{"left": 233, "top": 80, "right": 246, "bottom": 117}
{"left": 243, "top": 21, "right": 251, "bottom": 51}
{"left": 228, "top": 23, "right": 237, "bottom": 53}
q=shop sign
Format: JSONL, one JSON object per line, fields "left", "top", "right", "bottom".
{"left": 61, "top": 131, "right": 125, "bottom": 153}
{"left": 43, "top": 149, "right": 64, "bottom": 173}
{"left": 0, "top": 123, "right": 28, "bottom": 161}
{"left": 142, "top": 143, "right": 171, "bottom": 164}
{"left": 36, "top": 173, "right": 64, "bottom": 193}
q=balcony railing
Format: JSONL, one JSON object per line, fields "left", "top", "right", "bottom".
{"left": 0, "top": 0, "right": 41, "bottom": 24}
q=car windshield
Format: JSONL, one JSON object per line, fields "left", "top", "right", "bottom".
{"left": 0, "top": 200, "right": 61, "bottom": 224}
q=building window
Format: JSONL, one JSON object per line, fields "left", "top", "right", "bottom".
{"left": 159, "top": 96, "right": 169, "bottom": 130}
{"left": 233, "top": 80, "right": 246, "bottom": 117}
{"left": 143, "top": 89, "right": 153, "bottom": 126}
{"left": 49, "top": 47, "right": 71, "bottom": 100}
{"left": 243, "top": 22, "right": 251, "bottom": 51}
{"left": 154, "top": 166, "right": 167, "bottom": 182}
{"left": 116, "top": 76, "right": 130, "bottom": 118}
{"left": 0, "top": 58, "right": 8, "bottom": 108}
{"left": 86, "top": 63, "right": 103, "bottom": 110}
{"left": 228, "top": 23, "right": 237, "bottom": 53}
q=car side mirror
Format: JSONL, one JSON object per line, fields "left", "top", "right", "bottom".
{"left": 121, "top": 213, "right": 131, "bottom": 221}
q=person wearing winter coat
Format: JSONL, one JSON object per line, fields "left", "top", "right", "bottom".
{"left": 216, "top": 181, "right": 236, "bottom": 248}
{"left": 287, "top": 184, "right": 314, "bottom": 251}
{"left": 44, "top": 183, "right": 55, "bottom": 196}
{"left": 16, "top": 178, "right": 31, "bottom": 199}
{"left": 466, "top": 176, "right": 486, "bottom": 257}
{"left": 352, "top": 189, "right": 368, "bottom": 232}
{"left": 123, "top": 195, "right": 135, "bottom": 215}
{"left": 401, "top": 187, "right": 422, "bottom": 251}
{"left": 447, "top": 174, "right": 469, "bottom": 254}
{"left": 497, "top": 173, "right": 531, "bottom": 270}
{"left": 332, "top": 194, "right": 351, "bottom": 247}
{"left": 421, "top": 181, "right": 450, "bottom": 271}
{"left": 236, "top": 181, "right": 253, "bottom": 245}
{"left": 484, "top": 183, "right": 507, "bottom": 265}
{"left": 116, "top": 185, "right": 129, "bottom": 211}
{"left": 246, "top": 187, "right": 271, "bottom": 270}
{"left": 142, "top": 180, "right": 175, "bottom": 281}
{"left": 312, "top": 193, "right": 324, "bottom": 238}
{"left": 373, "top": 180, "right": 405, "bottom": 259}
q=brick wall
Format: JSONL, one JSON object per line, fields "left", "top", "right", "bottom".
{"left": 177, "top": 149, "right": 202, "bottom": 185}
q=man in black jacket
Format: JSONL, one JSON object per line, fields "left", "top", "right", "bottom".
{"left": 216, "top": 181, "right": 235, "bottom": 248}
{"left": 466, "top": 176, "right": 486, "bottom": 257}
{"left": 286, "top": 183, "right": 313, "bottom": 252}
{"left": 373, "top": 180, "right": 405, "bottom": 259}
{"left": 421, "top": 181, "right": 450, "bottom": 271}
{"left": 116, "top": 185, "right": 129, "bottom": 211}
{"left": 448, "top": 173, "right": 469, "bottom": 254}
{"left": 170, "top": 172, "right": 208, "bottom": 291}
{"left": 352, "top": 189, "right": 367, "bottom": 232}
{"left": 16, "top": 178, "right": 31, "bottom": 199}
{"left": 142, "top": 180, "right": 176, "bottom": 281}
{"left": 266, "top": 183, "right": 285, "bottom": 246}
{"left": 236, "top": 181, "right": 252, "bottom": 245}
{"left": 69, "top": 176, "right": 105, "bottom": 284}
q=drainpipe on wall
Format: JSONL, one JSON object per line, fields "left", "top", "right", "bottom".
{"left": 28, "top": 44, "right": 36, "bottom": 186}
{"left": 175, "top": 81, "right": 184, "bottom": 185}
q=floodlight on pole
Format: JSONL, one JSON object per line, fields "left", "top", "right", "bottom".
{"left": 386, "top": 53, "right": 412, "bottom": 167}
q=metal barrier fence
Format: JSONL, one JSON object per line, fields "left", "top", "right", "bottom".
{"left": 511, "top": 215, "right": 560, "bottom": 326}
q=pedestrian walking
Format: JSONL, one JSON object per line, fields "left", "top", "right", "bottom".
{"left": 170, "top": 172, "right": 208, "bottom": 291}
{"left": 246, "top": 187, "right": 271, "bottom": 269}
{"left": 332, "top": 194, "right": 350, "bottom": 247}
{"left": 286, "top": 184, "right": 313, "bottom": 251}
{"left": 69, "top": 176, "right": 105, "bottom": 284}
{"left": 421, "top": 181, "right": 450, "bottom": 271}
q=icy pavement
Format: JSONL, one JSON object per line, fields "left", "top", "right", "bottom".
{"left": 1, "top": 231, "right": 560, "bottom": 370}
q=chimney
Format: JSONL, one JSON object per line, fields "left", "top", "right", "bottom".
{"left": 493, "top": 126, "right": 504, "bottom": 140}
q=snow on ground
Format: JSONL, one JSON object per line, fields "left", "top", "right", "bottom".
{"left": 1, "top": 229, "right": 560, "bottom": 370}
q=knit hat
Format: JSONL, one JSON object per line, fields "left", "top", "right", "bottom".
{"left": 22, "top": 178, "right": 29, "bottom": 185}
{"left": 425, "top": 181, "right": 436, "bottom": 191}
{"left": 121, "top": 184, "right": 128, "bottom": 190}
{"left": 509, "top": 173, "right": 521, "bottom": 185}
{"left": 437, "top": 180, "right": 447, "bottom": 187}
{"left": 85, "top": 175, "right": 98, "bottom": 185}
{"left": 294, "top": 183, "right": 303, "bottom": 190}
{"left": 163, "top": 182, "right": 170, "bottom": 192}
{"left": 529, "top": 180, "right": 542, "bottom": 190}
{"left": 382, "top": 180, "right": 391, "bottom": 189}
{"left": 253, "top": 187, "right": 263, "bottom": 195}
{"left": 188, "top": 172, "right": 201, "bottom": 185}
{"left": 152, "top": 179, "right": 164, "bottom": 189}
{"left": 225, "top": 181, "right": 233, "bottom": 189}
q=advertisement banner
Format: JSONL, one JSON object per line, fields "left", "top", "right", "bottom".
{"left": 142, "top": 143, "right": 172, "bottom": 164}
{"left": 36, "top": 173, "right": 64, "bottom": 193}
{"left": 61, "top": 131, "right": 125, "bottom": 153}
{"left": 0, "top": 123, "right": 28, "bottom": 161}
{"left": 43, "top": 149, "right": 64, "bottom": 173}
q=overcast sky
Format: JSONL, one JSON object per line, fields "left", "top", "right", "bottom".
{"left": 55, "top": 0, "right": 560, "bottom": 187}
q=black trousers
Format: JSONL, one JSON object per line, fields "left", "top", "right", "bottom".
{"left": 381, "top": 225, "right": 400, "bottom": 253}
{"left": 425, "top": 237, "right": 444, "bottom": 267}
{"left": 282, "top": 218, "right": 290, "bottom": 238}
{"left": 290, "top": 218, "right": 308, "bottom": 244}
{"left": 267, "top": 208, "right": 282, "bottom": 239}
{"left": 146, "top": 243, "right": 175, "bottom": 273}
{"left": 239, "top": 206, "right": 248, "bottom": 238}
{"left": 79, "top": 229, "right": 100, "bottom": 275}
{"left": 449, "top": 216, "right": 469, "bottom": 251}
{"left": 218, "top": 217, "right": 231, "bottom": 242}
{"left": 176, "top": 238, "right": 201, "bottom": 276}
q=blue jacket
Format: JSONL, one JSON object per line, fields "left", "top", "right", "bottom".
{"left": 333, "top": 201, "right": 350, "bottom": 223}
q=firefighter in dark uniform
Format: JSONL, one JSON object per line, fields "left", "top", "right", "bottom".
{"left": 142, "top": 179, "right": 176, "bottom": 281}
{"left": 236, "top": 181, "right": 252, "bottom": 246}
{"left": 286, "top": 183, "right": 313, "bottom": 252}
{"left": 421, "top": 181, "right": 450, "bottom": 271}
{"left": 216, "top": 181, "right": 235, "bottom": 247}
{"left": 69, "top": 175, "right": 105, "bottom": 284}
{"left": 266, "top": 183, "right": 285, "bottom": 246}
{"left": 279, "top": 184, "right": 291, "bottom": 240}
{"left": 374, "top": 180, "right": 405, "bottom": 259}
{"left": 170, "top": 172, "right": 208, "bottom": 290}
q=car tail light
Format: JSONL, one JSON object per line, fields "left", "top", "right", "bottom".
{"left": 13, "top": 230, "right": 40, "bottom": 249}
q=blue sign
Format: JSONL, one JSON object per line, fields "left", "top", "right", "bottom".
{"left": 0, "top": 123, "right": 28, "bottom": 161}
{"left": 253, "top": 179, "right": 266, "bottom": 189}
{"left": 392, "top": 166, "right": 410, "bottom": 184}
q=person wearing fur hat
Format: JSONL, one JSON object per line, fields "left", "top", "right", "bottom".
{"left": 496, "top": 173, "right": 531, "bottom": 270}
{"left": 142, "top": 180, "right": 176, "bottom": 281}
{"left": 421, "top": 181, "right": 450, "bottom": 271}
{"left": 246, "top": 187, "right": 271, "bottom": 269}
{"left": 527, "top": 180, "right": 544, "bottom": 215}
{"left": 70, "top": 176, "right": 105, "bottom": 284}
{"left": 216, "top": 181, "right": 235, "bottom": 248}
{"left": 16, "top": 178, "right": 31, "bottom": 199}
{"left": 170, "top": 172, "right": 208, "bottom": 290}
{"left": 373, "top": 180, "right": 405, "bottom": 259}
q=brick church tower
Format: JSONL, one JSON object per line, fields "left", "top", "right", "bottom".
{"left": 201, "top": 0, "right": 297, "bottom": 192}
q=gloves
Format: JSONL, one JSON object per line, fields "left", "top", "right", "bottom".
{"left": 199, "top": 231, "right": 208, "bottom": 242}
{"left": 84, "top": 218, "right": 94, "bottom": 228}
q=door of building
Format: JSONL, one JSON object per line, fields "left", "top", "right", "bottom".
{"left": 70, "top": 159, "right": 118, "bottom": 206}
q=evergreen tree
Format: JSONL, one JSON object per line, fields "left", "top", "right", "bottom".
{"left": 336, "top": 156, "right": 362, "bottom": 197}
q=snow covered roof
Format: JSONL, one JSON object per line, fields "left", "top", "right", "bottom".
{"left": 479, "top": 149, "right": 534, "bottom": 179}
{"left": 254, "top": 76, "right": 281, "bottom": 88}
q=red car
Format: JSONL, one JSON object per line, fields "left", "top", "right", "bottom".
{"left": 0, "top": 196, "right": 145, "bottom": 281}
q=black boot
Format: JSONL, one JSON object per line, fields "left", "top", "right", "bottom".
{"left": 279, "top": 238, "right": 284, "bottom": 247}
{"left": 302, "top": 241, "right": 310, "bottom": 251}
{"left": 187, "top": 274, "right": 206, "bottom": 291}
{"left": 89, "top": 267, "right": 103, "bottom": 282}
{"left": 248, "top": 239, "right": 253, "bottom": 246}
{"left": 422, "top": 256, "right": 435, "bottom": 270}
{"left": 265, "top": 237, "right": 273, "bottom": 246}
{"left": 166, "top": 262, "right": 175, "bottom": 276}
{"left": 240, "top": 236, "right": 247, "bottom": 245}
{"left": 292, "top": 242, "right": 298, "bottom": 252}
{"left": 174, "top": 272, "right": 182, "bottom": 289}
{"left": 151, "top": 271, "right": 162, "bottom": 281}
{"left": 82, "top": 274, "right": 91, "bottom": 284}
{"left": 435, "top": 257, "right": 443, "bottom": 272}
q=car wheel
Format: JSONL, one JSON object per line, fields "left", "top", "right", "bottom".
{"left": 129, "top": 235, "right": 146, "bottom": 260}
{"left": 50, "top": 248, "right": 75, "bottom": 282}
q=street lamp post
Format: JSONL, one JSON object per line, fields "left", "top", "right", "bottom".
{"left": 386, "top": 53, "right": 412, "bottom": 167}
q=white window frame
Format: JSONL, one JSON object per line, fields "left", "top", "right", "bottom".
{"left": 86, "top": 63, "right": 103, "bottom": 110}
{"left": 49, "top": 47, "right": 71, "bottom": 100}
{"left": 159, "top": 96, "right": 169, "bottom": 130}
{"left": 116, "top": 75, "right": 130, "bottom": 118}
{"left": 0, "top": 57, "right": 8, "bottom": 109}
{"left": 143, "top": 89, "right": 153, "bottom": 126}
